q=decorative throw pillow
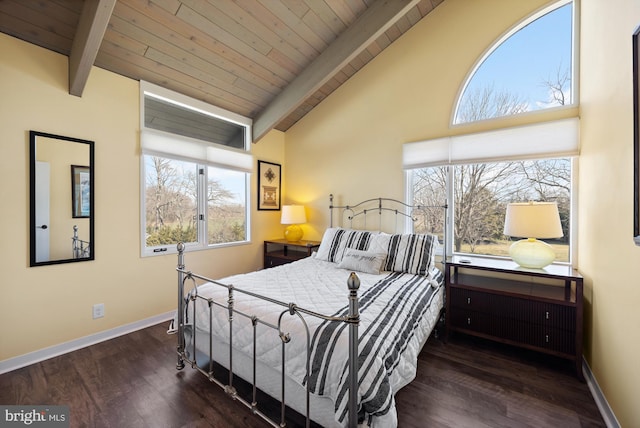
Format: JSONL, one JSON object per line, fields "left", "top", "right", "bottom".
{"left": 372, "top": 233, "right": 438, "bottom": 275}
{"left": 315, "top": 228, "right": 375, "bottom": 263}
{"left": 338, "top": 249, "right": 387, "bottom": 274}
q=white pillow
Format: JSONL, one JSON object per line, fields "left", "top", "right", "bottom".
{"left": 368, "top": 232, "right": 390, "bottom": 254}
{"left": 315, "top": 228, "right": 376, "bottom": 263}
{"left": 338, "top": 249, "right": 387, "bottom": 275}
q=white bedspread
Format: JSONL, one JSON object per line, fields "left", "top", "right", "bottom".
{"left": 181, "top": 255, "right": 443, "bottom": 427}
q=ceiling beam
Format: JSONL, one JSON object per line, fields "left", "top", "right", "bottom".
{"left": 69, "top": 0, "right": 116, "bottom": 97}
{"left": 252, "top": 0, "right": 421, "bottom": 142}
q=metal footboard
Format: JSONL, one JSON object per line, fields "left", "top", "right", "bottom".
{"left": 175, "top": 243, "right": 360, "bottom": 428}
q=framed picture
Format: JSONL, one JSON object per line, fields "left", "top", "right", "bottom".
{"left": 71, "top": 165, "right": 91, "bottom": 218}
{"left": 634, "top": 27, "right": 640, "bottom": 245}
{"left": 258, "top": 160, "right": 281, "bottom": 210}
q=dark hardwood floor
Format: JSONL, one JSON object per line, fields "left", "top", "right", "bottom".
{"left": 397, "top": 333, "right": 605, "bottom": 428}
{"left": 0, "top": 323, "right": 605, "bottom": 428}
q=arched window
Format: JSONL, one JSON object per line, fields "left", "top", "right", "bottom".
{"left": 453, "top": 1, "right": 574, "bottom": 125}
{"left": 406, "top": 1, "right": 578, "bottom": 265}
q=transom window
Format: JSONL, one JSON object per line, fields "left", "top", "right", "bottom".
{"left": 454, "top": 0, "right": 574, "bottom": 124}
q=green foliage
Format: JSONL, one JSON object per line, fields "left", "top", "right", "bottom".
{"left": 207, "top": 219, "right": 245, "bottom": 244}
{"left": 144, "top": 156, "right": 248, "bottom": 248}
{"left": 146, "top": 225, "right": 197, "bottom": 246}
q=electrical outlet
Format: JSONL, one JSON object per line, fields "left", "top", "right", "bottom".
{"left": 92, "top": 303, "right": 104, "bottom": 319}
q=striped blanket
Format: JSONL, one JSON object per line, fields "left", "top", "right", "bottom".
{"left": 182, "top": 255, "right": 443, "bottom": 427}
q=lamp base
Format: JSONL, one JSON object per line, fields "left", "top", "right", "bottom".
{"left": 284, "top": 224, "right": 303, "bottom": 242}
{"left": 509, "top": 238, "right": 556, "bottom": 269}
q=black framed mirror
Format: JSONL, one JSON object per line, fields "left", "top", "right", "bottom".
{"left": 30, "top": 131, "right": 95, "bottom": 266}
{"left": 634, "top": 27, "right": 640, "bottom": 246}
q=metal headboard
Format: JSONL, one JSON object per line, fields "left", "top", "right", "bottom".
{"left": 328, "top": 194, "right": 448, "bottom": 262}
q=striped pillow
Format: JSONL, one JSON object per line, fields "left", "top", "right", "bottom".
{"left": 315, "top": 228, "right": 376, "bottom": 263}
{"left": 374, "top": 233, "right": 438, "bottom": 275}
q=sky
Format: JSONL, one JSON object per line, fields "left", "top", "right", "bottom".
{"left": 460, "top": 2, "right": 573, "bottom": 115}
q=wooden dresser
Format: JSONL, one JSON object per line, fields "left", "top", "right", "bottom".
{"left": 444, "top": 255, "right": 584, "bottom": 380}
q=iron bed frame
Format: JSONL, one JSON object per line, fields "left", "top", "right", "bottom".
{"left": 174, "top": 195, "right": 448, "bottom": 428}
{"left": 175, "top": 252, "right": 360, "bottom": 428}
{"left": 329, "top": 194, "right": 448, "bottom": 258}
{"left": 71, "top": 225, "right": 90, "bottom": 259}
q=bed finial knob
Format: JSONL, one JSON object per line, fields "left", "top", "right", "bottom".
{"left": 177, "top": 242, "right": 185, "bottom": 253}
{"left": 347, "top": 272, "right": 360, "bottom": 291}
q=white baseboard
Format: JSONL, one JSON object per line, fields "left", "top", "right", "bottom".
{"left": 583, "top": 357, "right": 621, "bottom": 428}
{"left": 0, "top": 311, "right": 174, "bottom": 375}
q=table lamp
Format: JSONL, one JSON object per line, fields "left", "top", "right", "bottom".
{"left": 281, "top": 205, "right": 306, "bottom": 241}
{"left": 503, "top": 201, "right": 563, "bottom": 269}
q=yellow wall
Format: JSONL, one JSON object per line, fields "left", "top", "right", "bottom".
{"left": 2, "top": 0, "right": 640, "bottom": 424}
{"left": 0, "top": 33, "right": 284, "bottom": 362}
{"left": 286, "top": 0, "right": 563, "bottom": 239}
{"left": 579, "top": 0, "right": 640, "bottom": 425}
{"left": 284, "top": 0, "right": 640, "bottom": 425}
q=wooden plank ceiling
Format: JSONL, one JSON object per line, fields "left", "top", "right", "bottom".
{"left": 0, "top": 0, "right": 443, "bottom": 141}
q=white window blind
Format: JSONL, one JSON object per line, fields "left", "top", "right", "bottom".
{"left": 403, "top": 117, "right": 580, "bottom": 169}
{"left": 140, "top": 129, "right": 253, "bottom": 173}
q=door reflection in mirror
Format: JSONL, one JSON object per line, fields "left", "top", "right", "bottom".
{"left": 30, "top": 131, "right": 94, "bottom": 266}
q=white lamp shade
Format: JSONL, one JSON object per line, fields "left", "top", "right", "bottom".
{"left": 281, "top": 205, "right": 306, "bottom": 225}
{"left": 503, "top": 202, "right": 563, "bottom": 239}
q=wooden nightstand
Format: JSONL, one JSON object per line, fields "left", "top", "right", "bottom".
{"left": 444, "top": 255, "right": 584, "bottom": 380}
{"left": 263, "top": 239, "right": 320, "bottom": 269}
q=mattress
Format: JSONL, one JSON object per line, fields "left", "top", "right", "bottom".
{"left": 179, "top": 255, "right": 444, "bottom": 428}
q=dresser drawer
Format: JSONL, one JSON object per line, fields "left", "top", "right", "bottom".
{"left": 501, "top": 321, "right": 575, "bottom": 354}
{"left": 449, "top": 311, "right": 576, "bottom": 355}
{"left": 450, "top": 287, "right": 576, "bottom": 330}
{"left": 449, "top": 309, "right": 489, "bottom": 334}
{"left": 449, "top": 288, "right": 489, "bottom": 312}
{"left": 534, "top": 326, "right": 576, "bottom": 354}
{"left": 498, "top": 298, "right": 576, "bottom": 329}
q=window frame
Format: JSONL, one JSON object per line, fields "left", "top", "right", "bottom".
{"left": 405, "top": 156, "right": 578, "bottom": 266}
{"left": 451, "top": 0, "right": 579, "bottom": 126}
{"left": 405, "top": 0, "right": 579, "bottom": 266}
{"left": 140, "top": 81, "right": 252, "bottom": 257}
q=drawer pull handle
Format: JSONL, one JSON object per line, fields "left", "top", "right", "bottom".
{"left": 545, "top": 334, "right": 549, "bottom": 343}
{"left": 545, "top": 311, "right": 549, "bottom": 320}
{"left": 467, "top": 297, "right": 471, "bottom": 304}
{"left": 467, "top": 317, "right": 471, "bottom": 325}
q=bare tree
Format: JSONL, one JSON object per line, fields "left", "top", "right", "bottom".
{"left": 516, "top": 159, "right": 571, "bottom": 242}
{"left": 455, "top": 85, "right": 529, "bottom": 124}
{"left": 146, "top": 157, "right": 177, "bottom": 231}
{"left": 449, "top": 87, "right": 531, "bottom": 251}
{"left": 413, "top": 71, "right": 573, "bottom": 256}
{"left": 518, "top": 159, "right": 570, "bottom": 197}
{"left": 452, "top": 162, "right": 523, "bottom": 251}
{"left": 412, "top": 166, "right": 447, "bottom": 236}
{"left": 539, "top": 64, "right": 571, "bottom": 107}
{"left": 207, "top": 177, "right": 245, "bottom": 244}
{"left": 415, "top": 86, "right": 572, "bottom": 253}
{"left": 145, "top": 157, "right": 198, "bottom": 245}
{"left": 207, "top": 178, "right": 234, "bottom": 206}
